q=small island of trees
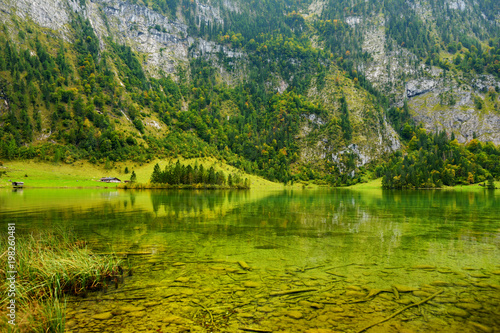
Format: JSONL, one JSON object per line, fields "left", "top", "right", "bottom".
{"left": 147, "top": 160, "right": 250, "bottom": 189}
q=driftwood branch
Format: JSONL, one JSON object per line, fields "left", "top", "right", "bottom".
{"left": 356, "top": 290, "right": 444, "bottom": 333}
{"left": 240, "top": 328, "right": 273, "bottom": 333}
{"left": 270, "top": 288, "right": 317, "bottom": 296}
{"left": 191, "top": 300, "right": 214, "bottom": 325}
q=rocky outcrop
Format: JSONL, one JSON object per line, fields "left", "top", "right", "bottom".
{"left": 355, "top": 9, "right": 500, "bottom": 144}
{"left": 303, "top": 70, "right": 401, "bottom": 172}
{"left": 360, "top": 16, "right": 418, "bottom": 94}
{"left": 406, "top": 79, "right": 438, "bottom": 98}
{"left": 94, "top": 0, "right": 190, "bottom": 76}
{"left": 0, "top": 0, "right": 82, "bottom": 39}
{"left": 410, "top": 100, "right": 500, "bottom": 144}
{"left": 1, "top": 0, "right": 241, "bottom": 77}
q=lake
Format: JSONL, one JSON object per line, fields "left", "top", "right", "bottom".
{"left": 1, "top": 188, "right": 499, "bottom": 333}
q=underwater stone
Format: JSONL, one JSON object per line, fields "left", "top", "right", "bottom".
{"left": 393, "top": 284, "right": 419, "bottom": 293}
{"left": 469, "top": 273, "right": 490, "bottom": 278}
{"left": 345, "top": 285, "right": 363, "bottom": 291}
{"left": 396, "top": 298, "right": 413, "bottom": 305}
{"left": 162, "top": 315, "right": 187, "bottom": 324}
{"left": 65, "top": 319, "right": 77, "bottom": 327}
{"left": 469, "top": 321, "right": 493, "bottom": 333}
{"left": 258, "top": 305, "right": 273, "bottom": 313}
{"left": 447, "top": 308, "right": 469, "bottom": 317}
{"left": 92, "top": 312, "right": 113, "bottom": 320}
{"left": 456, "top": 302, "right": 482, "bottom": 311}
{"left": 330, "top": 306, "right": 344, "bottom": 313}
{"left": 310, "top": 302, "right": 324, "bottom": 309}
{"left": 345, "top": 291, "right": 366, "bottom": 297}
{"left": 143, "top": 301, "right": 160, "bottom": 307}
{"left": 286, "top": 310, "right": 303, "bottom": 319}
{"left": 119, "top": 305, "right": 146, "bottom": 312}
{"left": 243, "top": 281, "right": 261, "bottom": 288}
{"left": 174, "top": 276, "right": 190, "bottom": 283}
{"left": 433, "top": 296, "right": 457, "bottom": 303}
{"left": 412, "top": 291, "right": 431, "bottom": 298}
{"left": 430, "top": 280, "right": 453, "bottom": 287}
{"left": 411, "top": 265, "right": 436, "bottom": 270}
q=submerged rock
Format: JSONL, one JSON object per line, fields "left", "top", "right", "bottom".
{"left": 447, "top": 308, "right": 469, "bottom": 317}
{"left": 411, "top": 265, "right": 436, "bottom": 270}
{"left": 259, "top": 305, "right": 273, "bottom": 313}
{"left": 92, "top": 312, "right": 113, "bottom": 320}
{"left": 345, "top": 285, "right": 363, "bottom": 291}
{"left": 396, "top": 298, "right": 413, "bottom": 305}
{"left": 120, "top": 305, "right": 146, "bottom": 312}
{"left": 174, "top": 276, "right": 190, "bottom": 283}
{"left": 345, "top": 291, "right": 366, "bottom": 298}
{"left": 433, "top": 296, "right": 457, "bottom": 303}
{"left": 456, "top": 302, "right": 482, "bottom": 311}
{"left": 310, "top": 303, "right": 324, "bottom": 309}
{"left": 163, "top": 315, "right": 189, "bottom": 324}
{"left": 412, "top": 291, "right": 431, "bottom": 298}
{"left": 128, "top": 311, "right": 145, "bottom": 317}
{"left": 243, "top": 281, "right": 261, "bottom": 288}
{"left": 65, "top": 319, "right": 77, "bottom": 327}
{"left": 468, "top": 273, "right": 490, "bottom": 278}
{"left": 393, "top": 284, "right": 419, "bottom": 293}
{"left": 430, "top": 280, "right": 453, "bottom": 287}
{"left": 330, "top": 306, "right": 344, "bottom": 313}
{"left": 144, "top": 301, "right": 160, "bottom": 307}
{"left": 469, "top": 321, "right": 493, "bottom": 333}
{"left": 286, "top": 310, "right": 303, "bottom": 319}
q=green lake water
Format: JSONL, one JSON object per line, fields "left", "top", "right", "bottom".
{"left": 1, "top": 188, "right": 499, "bottom": 333}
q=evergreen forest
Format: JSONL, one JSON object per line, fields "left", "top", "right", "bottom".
{"left": 0, "top": 0, "right": 499, "bottom": 187}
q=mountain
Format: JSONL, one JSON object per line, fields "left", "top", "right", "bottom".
{"left": 0, "top": 0, "right": 498, "bottom": 184}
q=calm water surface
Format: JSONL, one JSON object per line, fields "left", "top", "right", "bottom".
{"left": 1, "top": 188, "right": 499, "bottom": 332}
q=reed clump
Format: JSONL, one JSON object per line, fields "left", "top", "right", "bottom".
{"left": 0, "top": 229, "right": 121, "bottom": 332}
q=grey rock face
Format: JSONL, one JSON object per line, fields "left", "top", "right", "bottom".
{"left": 96, "top": 0, "right": 190, "bottom": 76}
{"left": 0, "top": 0, "right": 81, "bottom": 39}
{"left": 406, "top": 79, "right": 438, "bottom": 98}
{"left": 412, "top": 106, "right": 500, "bottom": 144}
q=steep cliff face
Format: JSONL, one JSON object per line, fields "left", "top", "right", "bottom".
{"left": 303, "top": 68, "right": 401, "bottom": 172}
{"left": 324, "top": 0, "right": 500, "bottom": 144}
{"left": 0, "top": 0, "right": 239, "bottom": 76}
{"left": 0, "top": 0, "right": 80, "bottom": 37}
{"left": 408, "top": 75, "right": 500, "bottom": 144}
{"left": 360, "top": 15, "right": 419, "bottom": 95}
{"left": 95, "top": 0, "right": 190, "bottom": 76}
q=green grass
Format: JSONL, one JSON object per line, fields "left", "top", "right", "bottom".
{"left": 441, "top": 181, "right": 500, "bottom": 192}
{"left": 348, "top": 177, "right": 383, "bottom": 190}
{"left": 346, "top": 177, "right": 499, "bottom": 192}
{"left": 0, "top": 160, "right": 119, "bottom": 188}
{"left": 0, "top": 229, "right": 121, "bottom": 332}
{"left": 0, "top": 158, "right": 283, "bottom": 190}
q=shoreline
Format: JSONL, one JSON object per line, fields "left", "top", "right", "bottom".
{"left": 0, "top": 161, "right": 497, "bottom": 191}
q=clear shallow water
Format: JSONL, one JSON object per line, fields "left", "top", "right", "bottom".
{"left": 1, "top": 188, "right": 499, "bottom": 332}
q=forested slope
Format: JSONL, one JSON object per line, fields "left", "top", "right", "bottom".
{"left": 0, "top": 0, "right": 498, "bottom": 185}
